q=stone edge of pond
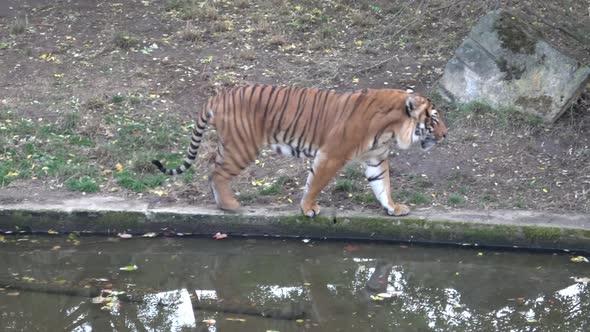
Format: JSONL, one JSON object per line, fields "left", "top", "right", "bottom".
{"left": 0, "top": 197, "right": 588, "bottom": 253}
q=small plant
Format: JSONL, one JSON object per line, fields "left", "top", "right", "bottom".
{"left": 447, "top": 193, "right": 465, "bottom": 205}
{"left": 408, "top": 192, "right": 430, "bottom": 205}
{"left": 414, "top": 177, "right": 433, "bottom": 188}
{"left": 268, "top": 34, "right": 287, "bottom": 47}
{"left": 258, "top": 176, "right": 289, "bottom": 196}
{"left": 343, "top": 164, "right": 363, "bottom": 179}
{"left": 113, "top": 32, "right": 139, "bottom": 50}
{"left": 333, "top": 179, "right": 356, "bottom": 193}
{"left": 10, "top": 18, "right": 27, "bottom": 35}
{"left": 210, "top": 21, "right": 230, "bottom": 33}
{"left": 67, "top": 176, "right": 101, "bottom": 193}
{"left": 238, "top": 49, "right": 256, "bottom": 61}
{"left": 353, "top": 192, "right": 377, "bottom": 204}
{"left": 111, "top": 95, "right": 125, "bottom": 104}
{"left": 181, "top": 25, "right": 202, "bottom": 42}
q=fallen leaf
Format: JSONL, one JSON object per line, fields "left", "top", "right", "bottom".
{"left": 115, "top": 163, "right": 124, "bottom": 173}
{"left": 47, "top": 229, "right": 59, "bottom": 235}
{"left": 571, "top": 256, "right": 589, "bottom": 263}
{"left": 142, "top": 232, "right": 157, "bottom": 238}
{"left": 213, "top": 232, "right": 227, "bottom": 240}
{"left": 225, "top": 318, "right": 246, "bottom": 322}
{"left": 573, "top": 277, "right": 590, "bottom": 283}
{"left": 51, "top": 245, "right": 61, "bottom": 251}
{"left": 371, "top": 295, "right": 384, "bottom": 301}
{"left": 296, "top": 319, "right": 304, "bottom": 323}
{"left": 7, "top": 292, "right": 20, "bottom": 296}
{"left": 119, "top": 265, "right": 138, "bottom": 271}
{"left": 344, "top": 244, "right": 360, "bottom": 252}
{"left": 117, "top": 233, "right": 132, "bottom": 239}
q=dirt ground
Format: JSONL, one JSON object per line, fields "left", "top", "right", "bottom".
{"left": 0, "top": 0, "right": 589, "bottom": 214}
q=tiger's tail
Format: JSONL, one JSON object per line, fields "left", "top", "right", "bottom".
{"left": 152, "top": 107, "right": 211, "bottom": 176}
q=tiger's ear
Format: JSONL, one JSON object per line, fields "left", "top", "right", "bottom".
{"left": 405, "top": 96, "right": 417, "bottom": 118}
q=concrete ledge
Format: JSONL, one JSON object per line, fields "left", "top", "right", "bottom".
{"left": 0, "top": 196, "right": 588, "bottom": 253}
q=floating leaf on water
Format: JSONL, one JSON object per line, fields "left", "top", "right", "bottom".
{"left": 119, "top": 265, "right": 138, "bottom": 271}
{"left": 47, "top": 229, "right": 59, "bottom": 235}
{"left": 225, "top": 318, "right": 246, "bottom": 322}
{"left": 142, "top": 232, "right": 157, "bottom": 238}
{"left": 370, "top": 295, "right": 384, "bottom": 301}
{"left": 295, "top": 319, "right": 304, "bottom": 323}
{"left": 304, "top": 282, "right": 311, "bottom": 286}
{"left": 213, "top": 232, "right": 227, "bottom": 240}
{"left": 344, "top": 244, "right": 360, "bottom": 252}
{"left": 22, "top": 277, "right": 35, "bottom": 282}
{"left": 571, "top": 256, "right": 589, "bottom": 263}
{"left": 117, "top": 233, "right": 132, "bottom": 239}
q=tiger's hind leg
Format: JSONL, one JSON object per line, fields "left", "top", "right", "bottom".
{"left": 365, "top": 158, "right": 410, "bottom": 216}
{"left": 210, "top": 143, "right": 256, "bottom": 212}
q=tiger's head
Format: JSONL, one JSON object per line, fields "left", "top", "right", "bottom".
{"left": 405, "top": 90, "right": 448, "bottom": 151}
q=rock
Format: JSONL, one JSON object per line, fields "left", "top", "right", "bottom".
{"left": 437, "top": 10, "right": 590, "bottom": 123}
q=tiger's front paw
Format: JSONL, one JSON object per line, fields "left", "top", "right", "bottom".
{"left": 385, "top": 204, "right": 410, "bottom": 216}
{"left": 300, "top": 201, "right": 321, "bottom": 218}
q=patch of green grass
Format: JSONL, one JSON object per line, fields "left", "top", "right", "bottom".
{"left": 67, "top": 176, "right": 101, "bottom": 192}
{"left": 167, "top": 0, "right": 219, "bottom": 20}
{"left": 408, "top": 192, "right": 431, "bottom": 205}
{"left": 333, "top": 179, "right": 356, "bottom": 193}
{"left": 343, "top": 164, "right": 363, "bottom": 180}
{"left": 414, "top": 177, "right": 433, "bottom": 188}
{"left": 111, "top": 95, "right": 125, "bottom": 104}
{"left": 115, "top": 170, "right": 166, "bottom": 193}
{"left": 353, "top": 192, "right": 377, "bottom": 204}
{"left": 393, "top": 190, "right": 430, "bottom": 205}
{"left": 447, "top": 193, "right": 466, "bottom": 206}
{"left": 258, "top": 176, "right": 289, "bottom": 196}
{"left": 113, "top": 32, "right": 139, "bottom": 50}
{"left": 10, "top": 19, "right": 27, "bottom": 35}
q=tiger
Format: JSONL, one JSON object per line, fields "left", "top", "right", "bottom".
{"left": 152, "top": 84, "right": 447, "bottom": 217}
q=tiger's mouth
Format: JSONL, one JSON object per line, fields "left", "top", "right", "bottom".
{"left": 420, "top": 137, "right": 437, "bottom": 151}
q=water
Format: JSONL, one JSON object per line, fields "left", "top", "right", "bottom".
{"left": 0, "top": 236, "right": 588, "bottom": 332}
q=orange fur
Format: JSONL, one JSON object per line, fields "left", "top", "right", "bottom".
{"left": 153, "top": 85, "right": 447, "bottom": 217}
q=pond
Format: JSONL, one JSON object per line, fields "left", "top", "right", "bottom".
{"left": 0, "top": 235, "right": 588, "bottom": 331}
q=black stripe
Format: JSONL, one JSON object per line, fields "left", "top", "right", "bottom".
{"left": 190, "top": 142, "right": 199, "bottom": 150}
{"left": 366, "top": 159, "right": 385, "bottom": 167}
{"left": 308, "top": 90, "right": 329, "bottom": 152}
{"left": 270, "top": 88, "right": 293, "bottom": 141}
{"left": 367, "top": 170, "right": 386, "bottom": 182}
{"left": 283, "top": 88, "right": 308, "bottom": 142}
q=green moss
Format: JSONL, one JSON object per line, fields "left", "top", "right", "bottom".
{"left": 494, "top": 12, "right": 537, "bottom": 55}
{"left": 523, "top": 226, "right": 561, "bottom": 243}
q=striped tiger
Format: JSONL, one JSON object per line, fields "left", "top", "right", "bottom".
{"left": 152, "top": 84, "right": 447, "bottom": 217}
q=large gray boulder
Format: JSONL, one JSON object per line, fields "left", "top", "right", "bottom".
{"left": 438, "top": 10, "right": 590, "bottom": 123}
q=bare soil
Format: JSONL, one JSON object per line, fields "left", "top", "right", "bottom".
{"left": 1, "top": 0, "right": 589, "bottom": 214}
